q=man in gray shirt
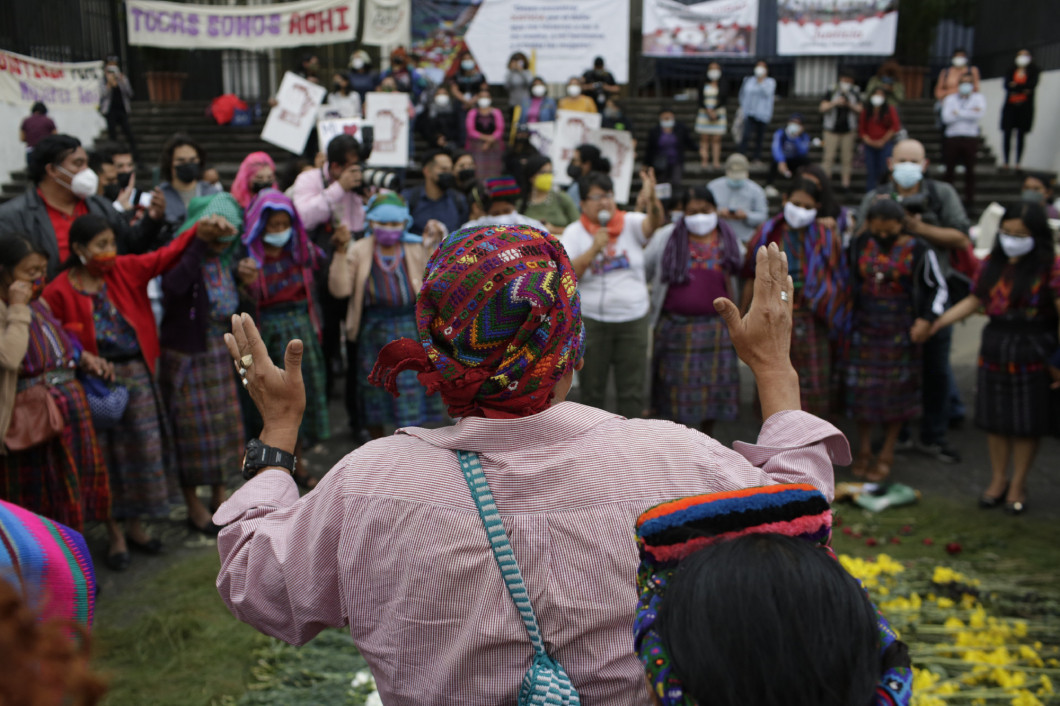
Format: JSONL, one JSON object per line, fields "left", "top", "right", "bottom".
{"left": 707, "top": 153, "right": 768, "bottom": 243}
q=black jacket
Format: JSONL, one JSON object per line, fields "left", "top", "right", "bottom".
{"left": 645, "top": 122, "right": 697, "bottom": 174}
{"left": 0, "top": 187, "right": 166, "bottom": 275}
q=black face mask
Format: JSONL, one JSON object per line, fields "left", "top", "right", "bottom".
{"left": 116, "top": 171, "right": 133, "bottom": 189}
{"left": 175, "top": 162, "right": 201, "bottom": 183}
{"left": 457, "top": 168, "right": 476, "bottom": 185}
{"left": 103, "top": 183, "right": 122, "bottom": 201}
{"left": 435, "top": 172, "right": 456, "bottom": 190}
{"left": 333, "top": 82, "right": 344, "bottom": 93}
{"left": 567, "top": 163, "right": 583, "bottom": 180}
{"left": 250, "top": 180, "right": 272, "bottom": 194}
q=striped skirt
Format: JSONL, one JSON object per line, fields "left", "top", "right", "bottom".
{"left": 159, "top": 331, "right": 245, "bottom": 488}
{"left": 358, "top": 307, "right": 445, "bottom": 428}
{"left": 975, "top": 319, "right": 1060, "bottom": 437}
{"left": 468, "top": 140, "right": 504, "bottom": 179}
{"left": 791, "top": 308, "right": 832, "bottom": 417}
{"left": 259, "top": 304, "right": 330, "bottom": 445}
{"left": 0, "top": 378, "right": 110, "bottom": 532}
{"left": 843, "top": 294, "right": 921, "bottom": 423}
{"left": 652, "top": 313, "right": 739, "bottom": 423}
{"left": 101, "top": 357, "right": 172, "bottom": 519}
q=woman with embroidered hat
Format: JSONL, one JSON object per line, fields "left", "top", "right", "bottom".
{"left": 215, "top": 220, "right": 851, "bottom": 705}
{"left": 462, "top": 176, "right": 547, "bottom": 231}
{"left": 158, "top": 192, "right": 248, "bottom": 534}
{"left": 328, "top": 193, "right": 444, "bottom": 438}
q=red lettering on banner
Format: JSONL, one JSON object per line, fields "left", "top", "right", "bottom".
{"left": 305, "top": 12, "right": 318, "bottom": 34}
{"left": 318, "top": 10, "right": 334, "bottom": 33}
{"left": 288, "top": 12, "right": 302, "bottom": 34}
{"left": 335, "top": 7, "right": 350, "bottom": 31}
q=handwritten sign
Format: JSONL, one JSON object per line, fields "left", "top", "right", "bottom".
{"left": 363, "top": 92, "right": 410, "bottom": 168}
{"left": 0, "top": 51, "right": 103, "bottom": 111}
{"left": 550, "top": 110, "right": 603, "bottom": 188}
{"left": 261, "top": 72, "right": 327, "bottom": 154}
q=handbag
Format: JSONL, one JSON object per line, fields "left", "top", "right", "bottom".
{"left": 79, "top": 374, "right": 129, "bottom": 430}
{"left": 456, "top": 450, "right": 581, "bottom": 706}
{"left": 4, "top": 384, "right": 64, "bottom": 451}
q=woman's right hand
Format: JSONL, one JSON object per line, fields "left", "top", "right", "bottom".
{"left": 7, "top": 280, "right": 32, "bottom": 306}
{"left": 592, "top": 227, "right": 610, "bottom": 253}
{"left": 237, "top": 258, "right": 260, "bottom": 286}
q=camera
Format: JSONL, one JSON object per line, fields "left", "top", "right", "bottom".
{"left": 360, "top": 168, "right": 401, "bottom": 191}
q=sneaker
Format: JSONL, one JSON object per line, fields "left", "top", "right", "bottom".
{"left": 894, "top": 436, "right": 915, "bottom": 452}
{"left": 917, "top": 441, "right": 962, "bottom": 464}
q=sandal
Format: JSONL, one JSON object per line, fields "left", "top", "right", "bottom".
{"left": 851, "top": 453, "right": 872, "bottom": 479}
{"left": 864, "top": 455, "right": 892, "bottom": 483}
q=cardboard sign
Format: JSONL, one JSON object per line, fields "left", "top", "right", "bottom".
{"left": 261, "top": 72, "right": 327, "bottom": 154}
{"left": 363, "top": 91, "right": 410, "bottom": 168}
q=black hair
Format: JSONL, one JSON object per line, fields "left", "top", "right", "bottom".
{"left": 276, "top": 157, "right": 309, "bottom": 193}
{"left": 953, "top": 47, "right": 967, "bottom": 56}
{"left": 787, "top": 177, "right": 822, "bottom": 206}
{"left": 0, "top": 233, "right": 45, "bottom": 282}
{"left": 975, "top": 201, "right": 1055, "bottom": 305}
{"left": 27, "top": 134, "right": 81, "bottom": 185}
{"left": 509, "top": 52, "right": 529, "bottom": 65}
{"left": 31, "top": 101, "right": 47, "bottom": 115}
{"left": 593, "top": 56, "right": 604, "bottom": 67}
{"left": 422, "top": 148, "right": 454, "bottom": 169}
{"left": 657, "top": 534, "right": 882, "bottom": 706}
{"left": 574, "top": 144, "right": 611, "bottom": 173}
{"left": 301, "top": 52, "right": 317, "bottom": 66}
{"left": 326, "top": 134, "right": 362, "bottom": 167}
{"left": 794, "top": 164, "right": 840, "bottom": 219}
{"left": 658, "top": 105, "right": 676, "bottom": 117}
{"left": 88, "top": 141, "right": 122, "bottom": 173}
{"left": 519, "top": 154, "right": 553, "bottom": 211}
{"left": 468, "top": 180, "right": 490, "bottom": 212}
{"left": 865, "top": 197, "right": 906, "bottom": 224}
{"left": 1022, "top": 171, "right": 1056, "bottom": 193}
{"left": 678, "top": 185, "right": 717, "bottom": 210}
{"left": 160, "top": 133, "right": 206, "bottom": 183}
{"left": 838, "top": 68, "right": 856, "bottom": 79}
{"left": 577, "top": 171, "right": 614, "bottom": 202}
{"left": 60, "top": 214, "right": 112, "bottom": 271}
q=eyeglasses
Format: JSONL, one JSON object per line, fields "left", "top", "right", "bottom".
{"left": 584, "top": 192, "right": 614, "bottom": 202}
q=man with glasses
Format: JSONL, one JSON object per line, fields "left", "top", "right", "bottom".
{"left": 561, "top": 168, "right": 664, "bottom": 418}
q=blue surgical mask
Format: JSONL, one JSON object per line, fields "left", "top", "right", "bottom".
{"left": 263, "top": 228, "right": 292, "bottom": 248}
{"left": 1022, "top": 189, "right": 1045, "bottom": 204}
{"left": 892, "top": 162, "right": 923, "bottom": 189}
{"left": 726, "top": 177, "right": 746, "bottom": 189}
{"left": 958, "top": 82, "right": 973, "bottom": 96}
{"left": 660, "top": 119, "right": 675, "bottom": 129}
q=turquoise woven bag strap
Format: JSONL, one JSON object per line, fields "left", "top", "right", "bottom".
{"left": 456, "top": 450, "right": 581, "bottom": 706}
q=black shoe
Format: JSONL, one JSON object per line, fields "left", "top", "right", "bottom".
{"left": 187, "top": 517, "right": 222, "bottom": 537}
{"left": 126, "top": 534, "right": 164, "bottom": 555}
{"left": 105, "top": 551, "right": 131, "bottom": 571}
{"left": 979, "top": 490, "right": 1007, "bottom": 509}
{"left": 917, "top": 441, "right": 962, "bottom": 464}
{"left": 1004, "top": 500, "right": 1026, "bottom": 515}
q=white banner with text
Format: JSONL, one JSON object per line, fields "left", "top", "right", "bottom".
{"left": 642, "top": 0, "right": 759, "bottom": 57}
{"left": 0, "top": 51, "right": 103, "bottom": 111}
{"left": 777, "top": 0, "right": 898, "bottom": 56}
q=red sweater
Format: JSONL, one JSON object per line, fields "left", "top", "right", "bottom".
{"left": 858, "top": 104, "right": 901, "bottom": 142}
{"left": 43, "top": 225, "right": 199, "bottom": 375}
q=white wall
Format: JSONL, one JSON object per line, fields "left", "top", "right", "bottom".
{"left": 979, "top": 69, "right": 1060, "bottom": 174}
{"left": 0, "top": 104, "right": 105, "bottom": 187}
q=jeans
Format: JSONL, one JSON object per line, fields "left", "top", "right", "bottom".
{"left": 920, "top": 323, "right": 953, "bottom": 445}
{"left": 579, "top": 313, "right": 649, "bottom": 419}
{"left": 739, "top": 117, "right": 768, "bottom": 162}
{"left": 943, "top": 136, "right": 978, "bottom": 205}
{"left": 863, "top": 141, "right": 894, "bottom": 192}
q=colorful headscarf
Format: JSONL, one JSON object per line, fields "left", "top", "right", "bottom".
{"left": 242, "top": 188, "right": 321, "bottom": 270}
{"left": 230, "top": 151, "right": 276, "bottom": 210}
{"left": 634, "top": 485, "right": 912, "bottom": 706}
{"left": 369, "top": 224, "right": 584, "bottom": 419}
{"left": 483, "top": 175, "right": 521, "bottom": 204}
{"left": 176, "top": 192, "right": 245, "bottom": 268}
{"left": 365, "top": 192, "right": 421, "bottom": 243}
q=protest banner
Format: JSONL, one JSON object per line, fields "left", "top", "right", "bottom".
{"left": 777, "top": 0, "right": 898, "bottom": 56}
{"left": 317, "top": 117, "right": 370, "bottom": 154}
{"left": 261, "top": 72, "right": 327, "bottom": 154}
{"left": 595, "top": 129, "right": 636, "bottom": 205}
{"left": 642, "top": 0, "right": 759, "bottom": 57}
{"left": 526, "top": 122, "right": 555, "bottom": 159}
{"left": 550, "top": 110, "right": 603, "bottom": 189}
{"left": 362, "top": 0, "right": 410, "bottom": 47}
{"left": 0, "top": 50, "right": 103, "bottom": 111}
{"left": 126, "top": 0, "right": 357, "bottom": 50}
{"left": 363, "top": 91, "right": 410, "bottom": 168}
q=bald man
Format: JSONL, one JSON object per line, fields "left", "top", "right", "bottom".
{"left": 854, "top": 138, "right": 970, "bottom": 465}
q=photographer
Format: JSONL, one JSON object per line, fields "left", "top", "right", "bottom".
{"left": 582, "top": 56, "right": 619, "bottom": 111}
{"left": 99, "top": 57, "right": 137, "bottom": 161}
{"left": 854, "top": 138, "right": 971, "bottom": 465}
{"left": 819, "top": 69, "right": 862, "bottom": 193}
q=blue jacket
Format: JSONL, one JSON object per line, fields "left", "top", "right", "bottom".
{"left": 518, "top": 95, "right": 558, "bottom": 125}
{"left": 771, "top": 129, "right": 811, "bottom": 163}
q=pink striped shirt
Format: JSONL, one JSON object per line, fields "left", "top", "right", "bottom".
{"left": 215, "top": 403, "right": 849, "bottom": 705}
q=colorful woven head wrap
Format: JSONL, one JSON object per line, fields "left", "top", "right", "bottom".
{"left": 177, "top": 192, "right": 245, "bottom": 268}
{"left": 483, "top": 175, "right": 521, "bottom": 204}
{"left": 369, "top": 224, "right": 584, "bottom": 419}
{"left": 634, "top": 485, "right": 912, "bottom": 706}
{"left": 242, "top": 188, "right": 320, "bottom": 270}
{"left": 230, "top": 151, "right": 276, "bottom": 210}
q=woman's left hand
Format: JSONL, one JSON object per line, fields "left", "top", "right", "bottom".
{"left": 80, "top": 352, "right": 115, "bottom": 382}
{"left": 910, "top": 318, "right": 932, "bottom": 344}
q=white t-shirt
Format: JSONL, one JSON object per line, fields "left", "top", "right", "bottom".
{"left": 561, "top": 212, "right": 650, "bottom": 323}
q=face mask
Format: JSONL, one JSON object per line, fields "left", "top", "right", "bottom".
{"left": 1021, "top": 189, "right": 1045, "bottom": 204}
{"left": 103, "top": 183, "right": 122, "bottom": 201}
{"left": 707, "top": 69, "right": 721, "bottom": 81}
{"left": 1016, "top": 54, "right": 1032, "bottom": 67}
{"left": 566, "top": 84, "right": 582, "bottom": 97}
{"left": 999, "top": 232, "right": 1035, "bottom": 258}
{"left": 533, "top": 173, "right": 553, "bottom": 192}
{"left": 670, "top": 211, "right": 683, "bottom": 223}
{"left": 838, "top": 81, "right": 852, "bottom": 92}
{"left": 684, "top": 212, "right": 718, "bottom": 236}
{"left": 958, "top": 82, "right": 973, "bottom": 96}
{"left": 434, "top": 93, "right": 450, "bottom": 107}
{"left": 30, "top": 276, "right": 46, "bottom": 300}
{"left": 604, "top": 108, "right": 621, "bottom": 118}
{"left": 532, "top": 84, "right": 547, "bottom": 98}
{"left": 513, "top": 60, "right": 525, "bottom": 70}
{"left": 116, "top": 171, "right": 132, "bottom": 188}
{"left": 352, "top": 58, "right": 365, "bottom": 70}
{"left": 217, "top": 233, "right": 239, "bottom": 244}
{"left": 175, "top": 162, "right": 201, "bottom": 183}
{"left": 457, "top": 168, "right": 476, "bottom": 185}
{"left": 477, "top": 97, "right": 492, "bottom": 109}
{"left": 871, "top": 95, "right": 886, "bottom": 107}
{"left": 783, "top": 202, "right": 817, "bottom": 230}
{"left": 785, "top": 123, "right": 803, "bottom": 138}
{"left": 754, "top": 66, "right": 767, "bottom": 78}
{"left": 488, "top": 212, "right": 521, "bottom": 226}
{"left": 891, "top": 161, "right": 923, "bottom": 189}
{"left": 250, "top": 180, "right": 272, "bottom": 194}
{"left": 726, "top": 177, "right": 746, "bottom": 189}
{"left": 81, "top": 251, "right": 117, "bottom": 276}
{"left": 373, "top": 226, "right": 403, "bottom": 246}
{"left": 660, "top": 119, "right": 675, "bottom": 129}
{"left": 567, "top": 163, "right": 583, "bottom": 180}
{"left": 461, "top": 60, "right": 475, "bottom": 71}
{"left": 56, "top": 166, "right": 99, "bottom": 199}
{"left": 952, "top": 56, "right": 967, "bottom": 68}
{"left": 263, "top": 228, "right": 292, "bottom": 248}
{"left": 435, "top": 172, "right": 456, "bottom": 190}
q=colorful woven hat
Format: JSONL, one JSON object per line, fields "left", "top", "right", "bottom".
{"left": 370, "top": 224, "right": 584, "bottom": 419}
{"left": 634, "top": 485, "right": 912, "bottom": 706}
{"left": 483, "top": 175, "right": 521, "bottom": 203}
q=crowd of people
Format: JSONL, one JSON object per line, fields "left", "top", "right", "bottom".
{"left": 0, "top": 43, "right": 1057, "bottom": 705}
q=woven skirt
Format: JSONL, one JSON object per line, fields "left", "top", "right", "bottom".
{"left": 101, "top": 357, "right": 172, "bottom": 519}
{"left": 975, "top": 319, "right": 1060, "bottom": 437}
{"left": 843, "top": 295, "right": 921, "bottom": 423}
{"left": 160, "top": 332, "right": 245, "bottom": 488}
{"left": 652, "top": 313, "right": 739, "bottom": 423}
{"left": 791, "top": 309, "right": 832, "bottom": 417}
{"left": 469, "top": 140, "right": 504, "bottom": 179}
{"left": 358, "top": 307, "right": 444, "bottom": 428}
{"left": 0, "top": 378, "right": 110, "bottom": 532}
{"left": 695, "top": 107, "right": 728, "bottom": 135}
{"left": 259, "top": 303, "right": 330, "bottom": 445}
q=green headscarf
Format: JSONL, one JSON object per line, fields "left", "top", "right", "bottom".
{"left": 176, "top": 192, "right": 245, "bottom": 268}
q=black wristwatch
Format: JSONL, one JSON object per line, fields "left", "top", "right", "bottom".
{"left": 242, "top": 438, "right": 296, "bottom": 480}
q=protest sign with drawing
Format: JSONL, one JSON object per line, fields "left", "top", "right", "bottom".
{"left": 317, "top": 117, "right": 370, "bottom": 154}
{"left": 595, "top": 129, "right": 635, "bottom": 205}
{"left": 261, "top": 72, "right": 327, "bottom": 154}
{"left": 550, "top": 110, "right": 603, "bottom": 188}
{"left": 363, "top": 91, "right": 410, "bottom": 168}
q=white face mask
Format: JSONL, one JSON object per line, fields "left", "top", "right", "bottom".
{"left": 684, "top": 212, "right": 718, "bottom": 236}
{"left": 56, "top": 166, "right": 99, "bottom": 199}
{"left": 707, "top": 69, "right": 722, "bottom": 81}
{"left": 952, "top": 56, "right": 968, "bottom": 68}
{"left": 998, "top": 232, "right": 1035, "bottom": 258}
{"left": 871, "top": 94, "right": 886, "bottom": 107}
{"left": 351, "top": 58, "right": 365, "bottom": 70}
{"left": 567, "top": 84, "right": 582, "bottom": 97}
{"left": 1016, "top": 54, "right": 1031, "bottom": 67}
{"left": 532, "top": 84, "right": 547, "bottom": 97}
{"left": 754, "top": 66, "right": 767, "bottom": 78}
{"left": 784, "top": 202, "right": 817, "bottom": 230}
{"left": 838, "top": 81, "right": 852, "bottom": 92}
{"left": 477, "top": 97, "right": 492, "bottom": 109}
{"left": 434, "top": 93, "right": 450, "bottom": 107}
{"left": 785, "top": 123, "right": 803, "bottom": 138}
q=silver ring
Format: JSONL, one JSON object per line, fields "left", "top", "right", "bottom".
{"left": 241, "top": 377, "right": 249, "bottom": 387}
{"left": 238, "top": 367, "right": 247, "bottom": 376}
{"left": 780, "top": 291, "right": 790, "bottom": 302}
